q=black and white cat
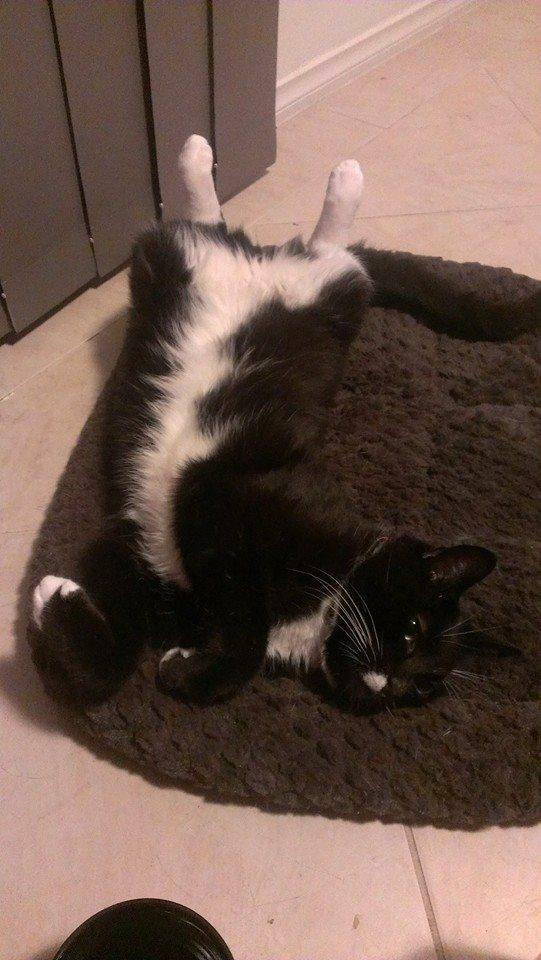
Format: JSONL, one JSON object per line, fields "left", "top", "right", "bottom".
{"left": 32, "top": 135, "right": 512, "bottom": 710}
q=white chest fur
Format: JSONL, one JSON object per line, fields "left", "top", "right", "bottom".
{"left": 267, "top": 598, "right": 332, "bottom": 670}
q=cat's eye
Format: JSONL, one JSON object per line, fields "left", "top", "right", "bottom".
{"left": 404, "top": 632, "right": 416, "bottom": 655}
{"left": 404, "top": 615, "right": 422, "bottom": 654}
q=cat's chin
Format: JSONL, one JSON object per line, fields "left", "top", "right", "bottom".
{"left": 328, "top": 677, "right": 446, "bottom": 714}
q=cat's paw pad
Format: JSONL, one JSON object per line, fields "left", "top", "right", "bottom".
{"left": 326, "top": 159, "right": 364, "bottom": 203}
{"left": 33, "top": 575, "right": 80, "bottom": 628}
{"left": 178, "top": 134, "right": 214, "bottom": 177}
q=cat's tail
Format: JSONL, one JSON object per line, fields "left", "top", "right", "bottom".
{"left": 352, "top": 243, "right": 541, "bottom": 342}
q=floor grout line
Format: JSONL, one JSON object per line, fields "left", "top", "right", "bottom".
{"left": 484, "top": 67, "right": 541, "bottom": 136}
{"left": 251, "top": 200, "right": 541, "bottom": 232}
{"left": 404, "top": 826, "right": 446, "bottom": 960}
{"left": 276, "top": 0, "right": 479, "bottom": 129}
{"left": 320, "top": 60, "right": 482, "bottom": 137}
{"left": 0, "top": 312, "right": 125, "bottom": 401}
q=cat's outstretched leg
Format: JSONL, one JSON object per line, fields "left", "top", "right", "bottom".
{"left": 31, "top": 575, "right": 130, "bottom": 704}
{"left": 177, "top": 134, "right": 222, "bottom": 224}
{"left": 309, "top": 159, "right": 364, "bottom": 250}
{"left": 30, "top": 535, "right": 151, "bottom": 704}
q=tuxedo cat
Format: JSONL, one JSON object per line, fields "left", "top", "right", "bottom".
{"left": 32, "top": 136, "right": 512, "bottom": 710}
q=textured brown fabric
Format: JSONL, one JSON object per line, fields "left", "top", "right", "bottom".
{"left": 25, "top": 254, "right": 540, "bottom": 828}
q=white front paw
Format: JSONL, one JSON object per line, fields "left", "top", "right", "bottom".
{"left": 327, "top": 159, "right": 364, "bottom": 203}
{"left": 178, "top": 134, "right": 214, "bottom": 176}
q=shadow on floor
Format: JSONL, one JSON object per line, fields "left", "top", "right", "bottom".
{"left": 0, "top": 309, "right": 129, "bottom": 738}
{"left": 27, "top": 946, "right": 62, "bottom": 960}
{"left": 88, "top": 308, "right": 128, "bottom": 378}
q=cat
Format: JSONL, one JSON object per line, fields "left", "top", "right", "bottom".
{"left": 31, "top": 135, "right": 515, "bottom": 711}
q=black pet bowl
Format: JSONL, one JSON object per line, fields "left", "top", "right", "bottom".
{"left": 53, "top": 898, "right": 234, "bottom": 960}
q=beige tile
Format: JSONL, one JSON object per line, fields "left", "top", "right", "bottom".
{"left": 0, "top": 317, "right": 125, "bottom": 538}
{"left": 266, "top": 70, "right": 540, "bottom": 224}
{"left": 149, "top": 804, "right": 436, "bottom": 960}
{"left": 222, "top": 162, "right": 304, "bottom": 230}
{"left": 435, "top": 2, "right": 541, "bottom": 131}
{"left": 486, "top": 53, "right": 541, "bottom": 132}
{"left": 1, "top": 740, "right": 436, "bottom": 960}
{"left": 225, "top": 106, "right": 381, "bottom": 230}
{"left": 0, "top": 269, "right": 129, "bottom": 397}
{"left": 481, "top": 0, "right": 541, "bottom": 25}
{"left": 250, "top": 221, "right": 311, "bottom": 247}
{"left": 413, "top": 825, "right": 541, "bottom": 958}
{"left": 359, "top": 205, "right": 541, "bottom": 279}
{"left": 297, "top": 0, "right": 540, "bottom": 133}
{"left": 320, "top": 29, "right": 470, "bottom": 129}
{"left": 252, "top": 204, "right": 541, "bottom": 280}
{"left": 445, "top": 0, "right": 541, "bottom": 62}
{"left": 277, "top": 102, "right": 382, "bottom": 177}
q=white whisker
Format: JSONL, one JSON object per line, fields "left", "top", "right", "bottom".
{"left": 298, "top": 567, "right": 375, "bottom": 662}
{"left": 300, "top": 582, "right": 370, "bottom": 658}
{"left": 309, "top": 567, "right": 378, "bottom": 665}
{"left": 349, "top": 581, "right": 381, "bottom": 655}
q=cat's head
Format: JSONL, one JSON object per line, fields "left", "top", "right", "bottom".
{"left": 323, "top": 536, "right": 516, "bottom": 709}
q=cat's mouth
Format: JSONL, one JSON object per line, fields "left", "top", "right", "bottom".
{"left": 358, "top": 672, "right": 444, "bottom": 705}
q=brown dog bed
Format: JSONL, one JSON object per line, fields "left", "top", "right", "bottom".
{"left": 25, "top": 249, "right": 540, "bottom": 829}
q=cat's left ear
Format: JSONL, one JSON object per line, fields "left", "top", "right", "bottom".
{"left": 426, "top": 544, "right": 496, "bottom": 594}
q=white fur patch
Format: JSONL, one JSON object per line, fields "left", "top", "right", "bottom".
{"left": 177, "top": 134, "right": 221, "bottom": 224}
{"left": 126, "top": 229, "right": 366, "bottom": 585}
{"left": 310, "top": 158, "right": 365, "bottom": 249}
{"left": 267, "top": 597, "right": 333, "bottom": 670}
{"left": 33, "top": 575, "right": 80, "bottom": 627}
{"left": 363, "top": 671, "right": 387, "bottom": 693}
{"left": 159, "top": 646, "right": 195, "bottom": 665}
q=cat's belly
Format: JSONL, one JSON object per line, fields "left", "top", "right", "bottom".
{"left": 124, "top": 338, "right": 235, "bottom": 588}
{"left": 123, "top": 229, "right": 363, "bottom": 586}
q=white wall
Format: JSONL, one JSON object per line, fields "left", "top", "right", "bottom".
{"left": 277, "top": 0, "right": 416, "bottom": 81}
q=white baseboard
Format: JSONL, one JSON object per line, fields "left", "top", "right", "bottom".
{"left": 276, "top": 0, "right": 474, "bottom": 123}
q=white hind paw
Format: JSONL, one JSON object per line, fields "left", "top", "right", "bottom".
{"left": 326, "top": 159, "right": 364, "bottom": 203}
{"left": 178, "top": 134, "right": 214, "bottom": 177}
{"left": 33, "top": 575, "right": 80, "bottom": 628}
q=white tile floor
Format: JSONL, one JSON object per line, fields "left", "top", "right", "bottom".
{"left": 1, "top": 2, "right": 540, "bottom": 957}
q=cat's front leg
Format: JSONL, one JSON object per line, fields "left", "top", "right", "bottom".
{"left": 309, "top": 159, "right": 364, "bottom": 250}
{"left": 158, "top": 636, "right": 265, "bottom": 704}
{"left": 177, "top": 134, "right": 222, "bottom": 224}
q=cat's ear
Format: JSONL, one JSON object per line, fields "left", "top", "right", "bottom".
{"left": 426, "top": 545, "right": 496, "bottom": 593}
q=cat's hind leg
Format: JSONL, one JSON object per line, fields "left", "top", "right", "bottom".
{"left": 31, "top": 535, "right": 148, "bottom": 704}
{"left": 309, "top": 159, "right": 364, "bottom": 250}
{"left": 177, "top": 134, "right": 222, "bottom": 224}
{"left": 31, "top": 575, "right": 130, "bottom": 704}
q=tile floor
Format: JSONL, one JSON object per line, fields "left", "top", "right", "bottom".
{"left": 1, "top": 2, "right": 540, "bottom": 957}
